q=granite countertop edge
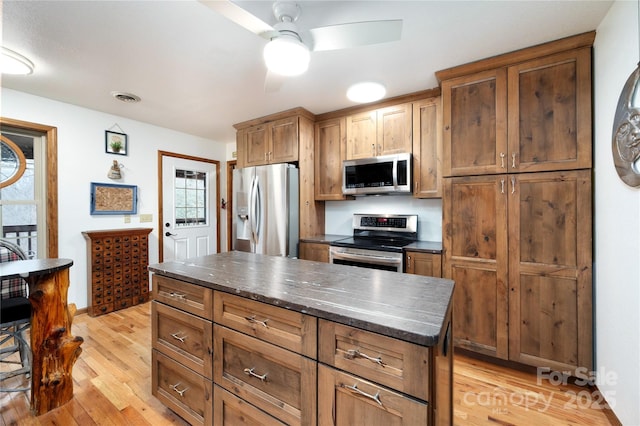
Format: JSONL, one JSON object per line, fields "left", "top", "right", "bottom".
{"left": 149, "top": 252, "right": 454, "bottom": 347}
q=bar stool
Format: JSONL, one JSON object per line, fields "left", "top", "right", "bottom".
{"left": 0, "top": 238, "right": 31, "bottom": 392}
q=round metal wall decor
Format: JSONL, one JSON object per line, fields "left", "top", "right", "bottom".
{"left": 612, "top": 64, "right": 640, "bottom": 187}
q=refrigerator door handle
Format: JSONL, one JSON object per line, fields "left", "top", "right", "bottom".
{"left": 249, "top": 176, "right": 261, "bottom": 246}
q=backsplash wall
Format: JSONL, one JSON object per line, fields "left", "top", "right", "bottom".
{"left": 325, "top": 196, "right": 442, "bottom": 242}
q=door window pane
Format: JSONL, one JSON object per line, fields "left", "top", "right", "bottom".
{"left": 174, "top": 169, "right": 207, "bottom": 227}
{"left": 0, "top": 132, "right": 38, "bottom": 258}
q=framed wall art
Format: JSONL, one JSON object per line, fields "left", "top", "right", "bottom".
{"left": 105, "top": 130, "right": 128, "bottom": 155}
{"left": 90, "top": 182, "right": 137, "bottom": 215}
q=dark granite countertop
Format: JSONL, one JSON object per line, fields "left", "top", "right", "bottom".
{"left": 299, "top": 234, "right": 350, "bottom": 244}
{"left": 404, "top": 240, "right": 443, "bottom": 253}
{"left": 148, "top": 251, "right": 454, "bottom": 346}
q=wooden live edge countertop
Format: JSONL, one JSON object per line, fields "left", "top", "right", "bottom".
{"left": 148, "top": 251, "right": 454, "bottom": 346}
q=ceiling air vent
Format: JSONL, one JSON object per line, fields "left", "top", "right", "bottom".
{"left": 111, "top": 91, "right": 141, "bottom": 103}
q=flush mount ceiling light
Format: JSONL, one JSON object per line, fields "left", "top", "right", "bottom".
{"left": 1, "top": 47, "right": 34, "bottom": 75}
{"left": 347, "top": 82, "right": 386, "bottom": 103}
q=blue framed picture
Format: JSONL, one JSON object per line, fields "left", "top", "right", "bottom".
{"left": 90, "top": 182, "right": 137, "bottom": 215}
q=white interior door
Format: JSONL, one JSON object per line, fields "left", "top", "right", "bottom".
{"left": 162, "top": 155, "right": 217, "bottom": 261}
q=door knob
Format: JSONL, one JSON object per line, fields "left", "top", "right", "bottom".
{"left": 165, "top": 232, "right": 176, "bottom": 237}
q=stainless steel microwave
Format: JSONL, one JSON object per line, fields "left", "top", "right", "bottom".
{"left": 342, "top": 153, "right": 412, "bottom": 195}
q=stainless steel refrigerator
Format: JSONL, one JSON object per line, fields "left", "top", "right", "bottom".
{"left": 232, "top": 163, "right": 299, "bottom": 257}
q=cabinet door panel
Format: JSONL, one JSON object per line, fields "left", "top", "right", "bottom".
{"left": 443, "top": 176, "right": 508, "bottom": 359}
{"left": 508, "top": 170, "right": 592, "bottom": 372}
{"left": 318, "top": 365, "right": 428, "bottom": 426}
{"left": 413, "top": 97, "right": 442, "bottom": 198}
{"left": 152, "top": 350, "right": 212, "bottom": 426}
{"left": 152, "top": 301, "right": 213, "bottom": 379}
{"left": 213, "top": 325, "right": 317, "bottom": 426}
{"left": 299, "top": 242, "right": 330, "bottom": 263}
{"left": 270, "top": 117, "right": 298, "bottom": 163}
{"left": 244, "top": 125, "right": 269, "bottom": 167}
{"left": 442, "top": 69, "right": 507, "bottom": 176}
{"left": 315, "top": 118, "right": 347, "bottom": 200}
{"left": 214, "top": 385, "right": 286, "bottom": 426}
{"left": 346, "top": 111, "right": 377, "bottom": 159}
{"left": 508, "top": 48, "right": 592, "bottom": 172}
{"left": 405, "top": 251, "right": 442, "bottom": 277}
{"left": 377, "top": 103, "right": 412, "bottom": 156}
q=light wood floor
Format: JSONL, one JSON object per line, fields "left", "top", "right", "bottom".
{"left": 0, "top": 302, "right": 620, "bottom": 425}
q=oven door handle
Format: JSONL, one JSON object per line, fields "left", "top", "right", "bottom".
{"left": 331, "top": 251, "right": 403, "bottom": 267}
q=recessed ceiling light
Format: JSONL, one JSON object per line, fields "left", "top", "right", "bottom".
{"left": 347, "top": 82, "right": 386, "bottom": 103}
{"left": 1, "top": 47, "right": 34, "bottom": 75}
{"left": 111, "top": 91, "right": 141, "bottom": 103}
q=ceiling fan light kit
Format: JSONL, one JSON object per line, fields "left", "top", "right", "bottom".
{"left": 204, "top": 0, "right": 403, "bottom": 91}
{"left": 263, "top": 32, "right": 310, "bottom": 76}
{"left": 1, "top": 47, "right": 34, "bottom": 75}
{"left": 347, "top": 81, "right": 386, "bottom": 103}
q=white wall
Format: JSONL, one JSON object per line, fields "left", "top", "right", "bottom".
{"left": 1, "top": 88, "right": 229, "bottom": 310}
{"left": 594, "top": 1, "right": 640, "bottom": 424}
{"left": 325, "top": 197, "right": 442, "bottom": 242}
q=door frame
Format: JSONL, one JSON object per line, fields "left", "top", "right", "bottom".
{"left": 0, "top": 117, "right": 58, "bottom": 257}
{"left": 226, "top": 159, "right": 236, "bottom": 251}
{"left": 157, "top": 150, "right": 221, "bottom": 262}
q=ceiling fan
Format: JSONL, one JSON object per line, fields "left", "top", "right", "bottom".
{"left": 200, "top": 0, "right": 402, "bottom": 91}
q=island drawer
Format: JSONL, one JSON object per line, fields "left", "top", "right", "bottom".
{"left": 318, "top": 319, "right": 430, "bottom": 401}
{"left": 214, "top": 385, "right": 286, "bottom": 426}
{"left": 152, "top": 350, "right": 212, "bottom": 426}
{"left": 152, "top": 301, "right": 213, "bottom": 379}
{"left": 152, "top": 275, "right": 213, "bottom": 320}
{"left": 318, "top": 364, "right": 429, "bottom": 426}
{"left": 214, "top": 291, "right": 317, "bottom": 358}
{"left": 213, "top": 325, "right": 317, "bottom": 426}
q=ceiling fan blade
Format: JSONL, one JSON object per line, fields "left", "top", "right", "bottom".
{"left": 199, "top": 0, "right": 277, "bottom": 39}
{"left": 264, "top": 69, "right": 287, "bottom": 93}
{"left": 309, "top": 20, "right": 402, "bottom": 52}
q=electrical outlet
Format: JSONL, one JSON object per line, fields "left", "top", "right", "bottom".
{"left": 140, "top": 214, "right": 153, "bottom": 223}
{"left": 232, "top": 151, "right": 237, "bottom": 158}
{"left": 124, "top": 215, "right": 131, "bottom": 223}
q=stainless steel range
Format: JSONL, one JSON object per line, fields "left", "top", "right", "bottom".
{"left": 329, "top": 214, "right": 418, "bottom": 272}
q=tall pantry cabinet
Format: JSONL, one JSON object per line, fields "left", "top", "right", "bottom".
{"left": 438, "top": 32, "right": 594, "bottom": 374}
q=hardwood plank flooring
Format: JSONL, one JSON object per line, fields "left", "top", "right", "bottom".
{"left": 0, "top": 302, "right": 620, "bottom": 425}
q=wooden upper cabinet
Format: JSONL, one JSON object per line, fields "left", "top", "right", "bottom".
{"left": 508, "top": 48, "right": 592, "bottom": 172}
{"left": 346, "top": 103, "right": 412, "bottom": 160}
{"left": 315, "top": 117, "right": 348, "bottom": 200}
{"left": 413, "top": 97, "right": 443, "bottom": 198}
{"left": 442, "top": 68, "right": 507, "bottom": 177}
{"left": 270, "top": 116, "right": 299, "bottom": 163}
{"left": 346, "top": 110, "right": 377, "bottom": 159}
{"left": 377, "top": 103, "right": 413, "bottom": 156}
{"left": 442, "top": 46, "right": 592, "bottom": 176}
{"left": 238, "top": 116, "right": 299, "bottom": 167}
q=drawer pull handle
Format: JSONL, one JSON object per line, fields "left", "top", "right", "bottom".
{"left": 170, "top": 382, "right": 189, "bottom": 397}
{"left": 243, "top": 367, "right": 268, "bottom": 382}
{"left": 345, "top": 349, "right": 385, "bottom": 367}
{"left": 169, "top": 292, "right": 186, "bottom": 300}
{"left": 343, "top": 383, "right": 383, "bottom": 406}
{"left": 170, "top": 332, "right": 187, "bottom": 343}
{"left": 244, "top": 315, "right": 269, "bottom": 328}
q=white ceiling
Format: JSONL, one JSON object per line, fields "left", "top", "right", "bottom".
{"left": 2, "top": 0, "right": 613, "bottom": 143}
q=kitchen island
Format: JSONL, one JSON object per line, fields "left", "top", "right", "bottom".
{"left": 149, "top": 251, "right": 454, "bottom": 425}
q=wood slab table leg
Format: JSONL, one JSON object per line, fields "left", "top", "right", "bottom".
{"left": 28, "top": 267, "right": 83, "bottom": 415}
